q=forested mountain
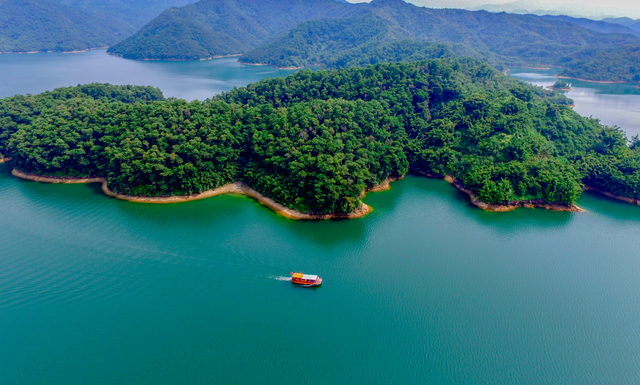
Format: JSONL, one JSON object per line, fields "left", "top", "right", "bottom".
{"left": 49, "top": 0, "right": 198, "bottom": 33}
{"left": 0, "top": 0, "right": 195, "bottom": 53}
{"left": 112, "top": 0, "right": 640, "bottom": 82}
{"left": 602, "top": 18, "right": 640, "bottom": 34}
{"left": 540, "top": 15, "right": 640, "bottom": 37}
{"left": 107, "top": 0, "right": 362, "bottom": 60}
{"left": 2, "top": 59, "right": 638, "bottom": 214}
{"left": 0, "top": 0, "right": 122, "bottom": 52}
{"left": 240, "top": 0, "right": 640, "bottom": 82}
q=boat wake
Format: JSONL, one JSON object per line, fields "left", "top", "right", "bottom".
{"left": 270, "top": 276, "right": 292, "bottom": 282}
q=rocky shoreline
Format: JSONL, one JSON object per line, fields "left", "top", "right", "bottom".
{"left": 412, "top": 170, "right": 583, "bottom": 212}
{"left": 10, "top": 169, "right": 377, "bottom": 220}
{"left": 584, "top": 185, "right": 640, "bottom": 206}
{"left": 444, "top": 175, "right": 584, "bottom": 212}
{"left": 19, "top": 168, "right": 631, "bottom": 216}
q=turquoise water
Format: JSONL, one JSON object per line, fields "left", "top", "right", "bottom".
{"left": 509, "top": 67, "right": 640, "bottom": 137}
{"left": 2, "top": 52, "right": 640, "bottom": 384}
{"left": 3, "top": 165, "right": 640, "bottom": 384}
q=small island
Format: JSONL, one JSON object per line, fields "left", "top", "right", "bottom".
{"left": 547, "top": 79, "right": 573, "bottom": 91}
{"left": 0, "top": 59, "right": 638, "bottom": 218}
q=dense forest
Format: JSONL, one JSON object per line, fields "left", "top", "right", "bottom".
{"left": 1, "top": 60, "right": 639, "bottom": 214}
{"left": 109, "top": 0, "right": 640, "bottom": 83}
{"left": 0, "top": 0, "right": 195, "bottom": 53}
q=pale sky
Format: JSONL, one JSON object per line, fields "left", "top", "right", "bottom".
{"left": 346, "top": 0, "right": 640, "bottom": 18}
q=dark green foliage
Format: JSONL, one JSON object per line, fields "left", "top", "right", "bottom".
{"left": 2, "top": 60, "right": 639, "bottom": 212}
{"left": 243, "top": 99, "right": 408, "bottom": 213}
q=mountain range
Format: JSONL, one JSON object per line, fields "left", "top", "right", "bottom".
{"left": 107, "top": 0, "right": 640, "bottom": 82}
{"left": 107, "top": 0, "right": 362, "bottom": 60}
{"left": 0, "top": 0, "right": 196, "bottom": 53}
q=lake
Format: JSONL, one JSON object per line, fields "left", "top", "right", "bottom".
{"left": 2, "top": 51, "right": 640, "bottom": 384}
{"left": 508, "top": 67, "right": 640, "bottom": 137}
{"left": 0, "top": 49, "right": 297, "bottom": 101}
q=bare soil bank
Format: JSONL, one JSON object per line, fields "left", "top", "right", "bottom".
{"left": 0, "top": 157, "right": 11, "bottom": 164}
{"left": 10, "top": 169, "right": 376, "bottom": 220}
{"left": 412, "top": 170, "right": 583, "bottom": 212}
{"left": 585, "top": 185, "right": 640, "bottom": 206}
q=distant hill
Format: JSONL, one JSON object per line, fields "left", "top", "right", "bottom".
{"left": 540, "top": 15, "right": 640, "bottom": 37}
{"left": 49, "top": 0, "right": 198, "bottom": 34}
{"left": 107, "top": 0, "right": 362, "bottom": 60}
{"left": 0, "top": 0, "right": 196, "bottom": 53}
{"left": 0, "top": 0, "right": 122, "bottom": 52}
{"left": 602, "top": 18, "right": 640, "bottom": 34}
{"left": 240, "top": 0, "right": 640, "bottom": 82}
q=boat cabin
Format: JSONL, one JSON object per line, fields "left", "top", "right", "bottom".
{"left": 291, "top": 273, "right": 322, "bottom": 286}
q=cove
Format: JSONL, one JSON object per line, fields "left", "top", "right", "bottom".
{"left": 0, "top": 49, "right": 298, "bottom": 101}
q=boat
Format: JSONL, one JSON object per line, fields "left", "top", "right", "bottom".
{"left": 290, "top": 272, "right": 322, "bottom": 286}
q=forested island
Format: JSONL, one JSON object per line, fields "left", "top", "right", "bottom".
{"left": 547, "top": 80, "right": 573, "bottom": 91}
{"left": 1, "top": 59, "right": 639, "bottom": 218}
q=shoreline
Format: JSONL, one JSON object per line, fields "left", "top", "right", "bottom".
{"left": 1, "top": 46, "right": 108, "bottom": 55}
{"left": 555, "top": 75, "right": 627, "bottom": 84}
{"left": 238, "top": 61, "right": 303, "bottom": 70}
{"left": 584, "top": 185, "right": 640, "bottom": 206}
{"left": 107, "top": 52, "right": 242, "bottom": 61}
{"left": 0, "top": 157, "right": 11, "bottom": 164}
{"left": 10, "top": 169, "right": 377, "bottom": 220}
{"left": 444, "top": 175, "right": 584, "bottom": 212}
{"left": 412, "top": 170, "right": 583, "bottom": 212}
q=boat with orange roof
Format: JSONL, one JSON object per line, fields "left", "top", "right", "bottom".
{"left": 290, "top": 273, "right": 322, "bottom": 287}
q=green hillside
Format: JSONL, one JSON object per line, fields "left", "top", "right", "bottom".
{"left": 107, "top": 0, "right": 361, "bottom": 60}
{"left": 50, "top": 0, "right": 198, "bottom": 32}
{"left": 0, "top": 0, "right": 123, "bottom": 52}
{"left": 240, "top": 0, "right": 640, "bottom": 82}
{"left": 0, "top": 0, "right": 197, "bottom": 53}
{"left": 2, "top": 60, "right": 638, "bottom": 213}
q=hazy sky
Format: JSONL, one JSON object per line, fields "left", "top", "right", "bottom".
{"left": 347, "top": 0, "right": 640, "bottom": 17}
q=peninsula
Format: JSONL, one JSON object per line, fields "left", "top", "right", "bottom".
{"left": 1, "top": 60, "right": 638, "bottom": 218}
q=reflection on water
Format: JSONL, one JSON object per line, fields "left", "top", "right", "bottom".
{"left": 509, "top": 67, "right": 640, "bottom": 137}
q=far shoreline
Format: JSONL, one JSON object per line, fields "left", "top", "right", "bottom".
{"left": 106, "top": 52, "right": 242, "bottom": 61}
{"left": 238, "top": 61, "right": 303, "bottom": 70}
{"left": 0, "top": 157, "right": 12, "bottom": 164}
{"left": 1, "top": 46, "right": 108, "bottom": 55}
{"left": 555, "top": 75, "right": 628, "bottom": 84}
